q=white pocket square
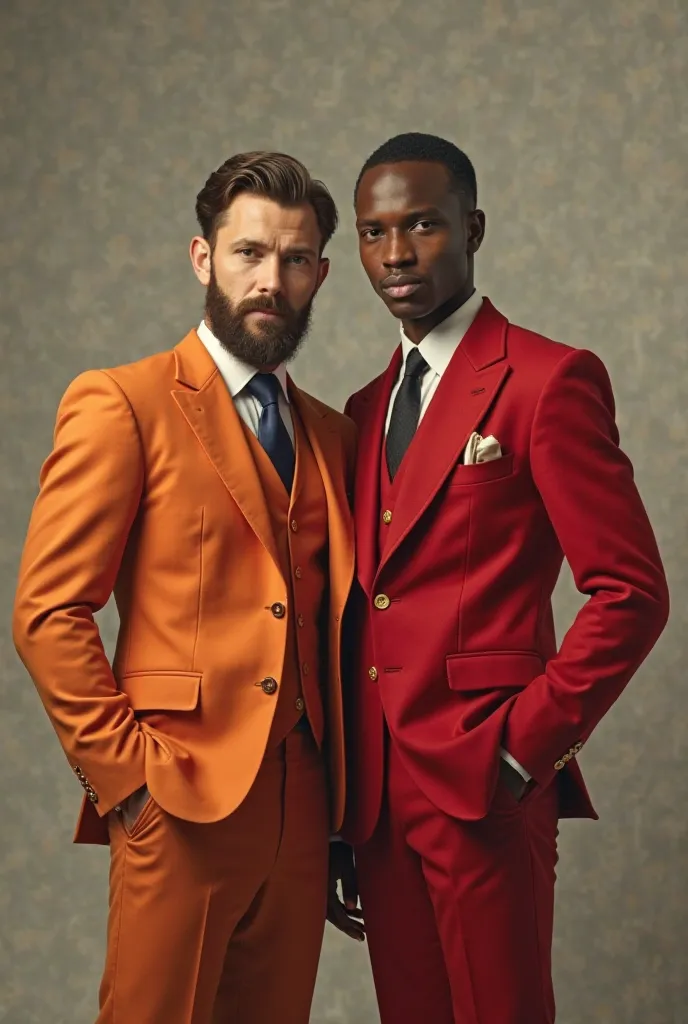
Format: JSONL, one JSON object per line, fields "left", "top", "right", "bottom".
{"left": 462, "top": 432, "right": 502, "bottom": 465}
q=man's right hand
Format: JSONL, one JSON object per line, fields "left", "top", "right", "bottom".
{"left": 116, "top": 784, "right": 150, "bottom": 834}
{"left": 327, "top": 841, "right": 365, "bottom": 941}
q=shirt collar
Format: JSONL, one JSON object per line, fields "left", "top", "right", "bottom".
{"left": 399, "top": 290, "right": 483, "bottom": 377}
{"left": 196, "top": 319, "right": 290, "bottom": 401}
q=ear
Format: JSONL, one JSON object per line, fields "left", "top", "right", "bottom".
{"left": 315, "top": 257, "right": 330, "bottom": 293}
{"left": 467, "top": 209, "right": 486, "bottom": 256}
{"left": 189, "top": 236, "right": 212, "bottom": 286}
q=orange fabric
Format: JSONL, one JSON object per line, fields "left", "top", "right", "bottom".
{"left": 12, "top": 330, "right": 356, "bottom": 843}
{"left": 98, "top": 728, "right": 329, "bottom": 1024}
{"left": 243, "top": 402, "right": 328, "bottom": 748}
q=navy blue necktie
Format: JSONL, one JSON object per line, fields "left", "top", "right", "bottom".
{"left": 247, "top": 373, "right": 295, "bottom": 493}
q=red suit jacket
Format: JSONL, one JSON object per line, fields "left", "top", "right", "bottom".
{"left": 341, "top": 298, "right": 669, "bottom": 846}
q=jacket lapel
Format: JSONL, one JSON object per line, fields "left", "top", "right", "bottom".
{"left": 353, "top": 348, "right": 403, "bottom": 595}
{"left": 377, "top": 299, "right": 512, "bottom": 581}
{"left": 171, "top": 330, "right": 281, "bottom": 573}
{"left": 289, "top": 382, "right": 355, "bottom": 616}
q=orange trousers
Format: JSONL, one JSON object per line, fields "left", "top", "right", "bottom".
{"left": 96, "top": 727, "right": 329, "bottom": 1024}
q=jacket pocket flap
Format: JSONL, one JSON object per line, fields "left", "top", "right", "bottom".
{"left": 119, "top": 671, "right": 202, "bottom": 711}
{"left": 446, "top": 651, "right": 544, "bottom": 692}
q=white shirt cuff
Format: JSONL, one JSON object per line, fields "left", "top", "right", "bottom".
{"left": 500, "top": 747, "right": 532, "bottom": 782}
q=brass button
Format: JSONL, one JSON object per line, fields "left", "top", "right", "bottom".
{"left": 297, "top": 614, "right": 305, "bottom": 628}
{"left": 88, "top": 791, "right": 99, "bottom": 804}
{"left": 572, "top": 741, "right": 583, "bottom": 753}
{"left": 554, "top": 759, "right": 566, "bottom": 771}
{"left": 290, "top": 520, "right": 298, "bottom": 532}
{"left": 368, "top": 666, "right": 378, "bottom": 681}
{"left": 302, "top": 662, "right": 310, "bottom": 675}
{"left": 271, "top": 602, "right": 286, "bottom": 619}
{"left": 295, "top": 697, "right": 305, "bottom": 711}
{"left": 294, "top": 566, "right": 303, "bottom": 579}
{"left": 374, "top": 593, "right": 390, "bottom": 610}
{"left": 260, "top": 677, "right": 278, "bottom": 695}
{"left": 382, "top": 510, "right": 392, "bottom": 524}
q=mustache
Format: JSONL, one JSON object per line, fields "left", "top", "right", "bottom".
{"left": 237, "top": 295, "right": 291, "bottom": 317}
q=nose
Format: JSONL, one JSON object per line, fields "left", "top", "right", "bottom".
{"left": 381, "top": 229, "right": 417, "bottom": 269}
{"left": 256, "top": 254, "right": 283, "bottom": 296}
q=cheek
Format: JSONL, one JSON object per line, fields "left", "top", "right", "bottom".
{"left": 214, "top": 259, "right": 251, "bottom": 303}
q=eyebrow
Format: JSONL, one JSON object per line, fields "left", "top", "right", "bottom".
{"left": 356, "top": 207, "right": 445, "bottom": 226}
{"left": 232, "top": 237, "right": 318, "bottom": 258}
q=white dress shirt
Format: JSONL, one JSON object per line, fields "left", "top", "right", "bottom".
{"left": 196, "top": 320, "right": 294, "bottom": 444}
{"left": 384, "top": 292, "right": 531, "bottom": 785}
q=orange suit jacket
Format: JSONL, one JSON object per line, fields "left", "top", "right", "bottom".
{"left": 12, "top": 330, "right": 356, "bottom": 844}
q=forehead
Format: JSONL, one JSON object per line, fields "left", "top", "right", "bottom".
{"left": 219, "top": 193, "right": 320, "bottom": 247}
{"left": 356, "top": 161, "right": 457, "bottom": 219}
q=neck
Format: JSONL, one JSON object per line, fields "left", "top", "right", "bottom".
{"left": 401, "top": 283, "right": 475, "bottom": 346}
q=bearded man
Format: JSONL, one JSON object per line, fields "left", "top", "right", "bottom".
{"left": 12, "top": 150, "right": 359, "bottom": 1024}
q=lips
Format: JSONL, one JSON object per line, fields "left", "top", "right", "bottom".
{"left": 380, "top": 275, "right": 424, "bottom": 300}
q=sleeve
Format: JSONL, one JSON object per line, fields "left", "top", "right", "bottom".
{"left": 503, "top": 348, "right": 670, "bottom": 788}
{"left": 12, "top": 369, "right": 149, "bottom": 815}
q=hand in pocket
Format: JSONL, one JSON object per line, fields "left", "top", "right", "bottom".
{"left": 120, "top": 784, "right": 151, "bottom": 834}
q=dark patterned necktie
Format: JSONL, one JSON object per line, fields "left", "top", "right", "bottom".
{"left": 246, "top": 373, "right": 295, "bottom": 492}
{"left": 385, "top": 347, "right": 430, "bottom": 480}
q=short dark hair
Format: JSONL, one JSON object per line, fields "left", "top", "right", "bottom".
{"left": 354, "top": 132, "right": 477, "bottom": 207}
{"left": 196, "top": 151, "right": 339, "bottom": 252}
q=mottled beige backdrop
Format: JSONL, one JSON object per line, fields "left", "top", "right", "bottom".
{"left": 1, "top": 1, "right": 686, "bottom": 1022}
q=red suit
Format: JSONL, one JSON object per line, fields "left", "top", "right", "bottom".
{"left": 341, "top": 298, "right": 669, "bottom": 1023}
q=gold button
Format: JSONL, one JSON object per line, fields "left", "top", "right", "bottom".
{"left": 374, "top": 593, "right": 390, "bottom": 610}
{"left": 382, "top": 510, "right": 392, "bottom": 524}
{"left": 259, "top": 677, "right": 278, "bottom": 695}
{"left": 302, "top": 662, "right": 310, "bottom": 675}
{"left": 295, "top": 697, "right": 305, "bottom": 711}
{"left": 554, "top": 759, "right": 566, "bottom": 771}
{"left": 572, "top": 741, "right": 583, "bottom": 753}
{"left": 295, "top": 566, "right": 303, "bottom": 579}
{"left": 297, "top": 614, "right": 305, "bottom": 628}
{"left": 368, "top": 666, "right": 378, "bottom": 681}
{"left": 290, "top": 520, "right": 298, "bottom": 532}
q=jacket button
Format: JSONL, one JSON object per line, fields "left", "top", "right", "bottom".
{"left": 295, "top": 697, "right": 305, "bottom": 711}
{"left": 294, "top": 566, "right": 303, "bottom": 579}
{"left": 260, "top": 677, "right": 278, "bottom": 695}
{"left": 271, "top": 602, "right": 286, "bottom": 619}
{"left": 554, "top": 759, "right": 566, "bottom": 770}
{"left": 374, "top": 594, "right": 390, "bottom": 610}
{"left": 382, "top": 510, "right": 392, "bottom": 524}
{"left": 297, "top": 614, "right": 305, "bottom": 628}
{"left": 368, "top": 666, "right": 378, "bottom": 681}
{"left": 290, "top": 520, "right": 298, "bottom": 532}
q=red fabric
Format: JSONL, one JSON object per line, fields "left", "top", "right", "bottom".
{"left": 356, "top": 737, "right": 559, "bottom": 1024}
{"left": 342, "top": 297, "right": 669, "bottom": 847}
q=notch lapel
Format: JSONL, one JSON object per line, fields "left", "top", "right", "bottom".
{"left": 377, "top": 299, "right": 512, "bottom": 580}
{"left": 172, "top": 331, "right": 282, "bottom": 573}
{"left": 353, "top": 347, "right": 403, "bottom": 595}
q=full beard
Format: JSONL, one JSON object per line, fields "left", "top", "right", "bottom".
{"left": 204, "top": 267, "right": 314, "bottom": 370}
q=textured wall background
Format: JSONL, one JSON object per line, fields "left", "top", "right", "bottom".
{"left": 1, "top": 0, "right": 686, "bottom": 1021}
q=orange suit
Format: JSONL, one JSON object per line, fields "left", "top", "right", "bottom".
{"left": 12, "top": 329, "right": 356, "bottom": 1023}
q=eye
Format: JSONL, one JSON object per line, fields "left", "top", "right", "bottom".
{"left": 286, "top": 255, "right": 307, "bottom": 265}
{"left": 360, "top": 228, "right": 383, "bottom": 240}
{"left": 412, "top": 220, "right": 437, "bottom": 233}
{"left": 238, "top": 248, "right": 257, "bottom": 258}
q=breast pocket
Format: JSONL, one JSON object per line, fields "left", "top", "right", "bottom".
{"left": 446, "top": 453, "right": 515, "bottom": 486}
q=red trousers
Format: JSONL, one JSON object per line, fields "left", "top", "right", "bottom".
{"left": 355, "top": 738, "right": 559, "bottom": 1024}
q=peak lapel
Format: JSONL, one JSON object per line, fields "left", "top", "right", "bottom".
{"left": 289, "top": 382, "right": 355, "bottom": 612}
{"left": 378, "top": 300, "right": 511, "bottom": 578}
{"left": 353, "top": 346, "right": 403, "bottom": 595}
{"left": 172, "top": 331, "right": 281, "bottom": 573}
